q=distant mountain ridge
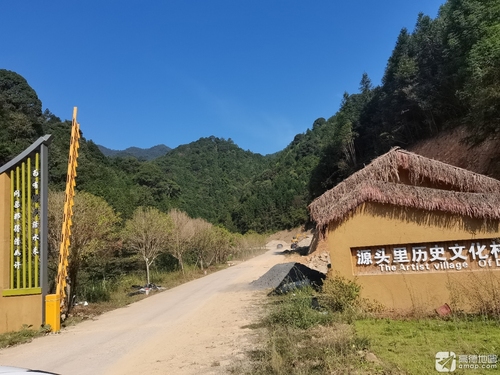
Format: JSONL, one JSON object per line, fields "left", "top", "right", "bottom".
{"left": 97, "top": 144, "right": 171, "bottom": 160}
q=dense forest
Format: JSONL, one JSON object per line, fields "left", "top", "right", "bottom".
{"left": 1, "top": 0, "right": 499, "bottom": 235}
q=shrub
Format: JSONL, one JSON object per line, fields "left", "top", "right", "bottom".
{"left": 265, "top": 287, "right": 332, "bottom": 329}
{"left": 320, "top": 274, "right": 361, "bottom": 313}
{"left": 78, "top": 280, "right": 113, "bottom": 303}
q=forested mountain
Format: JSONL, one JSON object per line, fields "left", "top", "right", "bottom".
{"left": 1, "top": 0, "right": 499, "bottom": 234}
{"left": 0, "top": 70, "right": 44, "bottom": 165}
{"left": 97, "top": 144, "right": 171, "bottom": 160}
{"left": 153, "top": 137, "right": 270, "bottom": 231}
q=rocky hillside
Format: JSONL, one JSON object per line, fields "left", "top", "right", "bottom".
{"left": 409, "top": 125, "right": 500, "bottom": 180}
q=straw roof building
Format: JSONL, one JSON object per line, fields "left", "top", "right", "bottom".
{"left": 308, "top": 148, "right": 500, "bottom": 311}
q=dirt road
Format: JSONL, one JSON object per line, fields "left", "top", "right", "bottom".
{"left": 0, "top": 245, "right": 287, "bottom": 375}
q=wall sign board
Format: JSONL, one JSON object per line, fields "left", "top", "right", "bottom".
{"left": 352, "top": 238, "right": 500, "bottom": 275}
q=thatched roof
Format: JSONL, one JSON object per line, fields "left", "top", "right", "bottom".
{"left": 310, "top": 180, "right": 500, "bottom": 230}
{"left": 308, "top": 148, "right": 500, "bottom": 231}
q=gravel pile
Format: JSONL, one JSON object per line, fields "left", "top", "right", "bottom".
{"left": 250, "top": 262, "right": 297, "bottom": 290}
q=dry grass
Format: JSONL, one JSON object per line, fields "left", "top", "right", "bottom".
{"left": 244, "top": 325, "right": 389, "bottom": 374}
{"left": 0, "top": 325, "right": 51, "bottom": 349}
{"left": 242, "top": 324, "right": 381, "bottom": 375}
{"left": 234, "top": 285, "right": 396, "bottom": 375}
{"left": 448, "top": 270, "right": 500, "bottom": 318}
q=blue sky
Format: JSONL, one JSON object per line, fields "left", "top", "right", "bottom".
{"left": 2, "top": 1, "right": 444, "bottom": 155}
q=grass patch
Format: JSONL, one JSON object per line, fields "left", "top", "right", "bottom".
{"left": 0, "top": 325, "right": 51, "bottom": 349}
{"left": 355, "top": 316, "right": 500, "bottom": 374}
{"left": 236, "top": 287, "right": 389, "bottom": 374}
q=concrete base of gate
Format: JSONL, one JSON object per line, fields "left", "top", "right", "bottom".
{"left": 45, "top": 294, "right": 61, "bottom": 332}
{"left": 0, "top": 294, "right": 42, "bottom": 333}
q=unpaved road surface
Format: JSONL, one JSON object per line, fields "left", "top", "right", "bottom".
{"left": 0, "top": 245, "right": 287, "bottom": 375}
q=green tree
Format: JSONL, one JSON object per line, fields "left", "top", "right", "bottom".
{"left": 48, "top": 190, "right": 120, "bottom": 299}
{"left": 456, "top": 0, "right": 500, "bottom": 138}
{"left": 464, "top": 23, "right": 500, "bottom": 136}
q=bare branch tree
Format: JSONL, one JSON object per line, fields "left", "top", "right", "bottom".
{"left": 167, "top": 208, "right": 196, "bottom": 274}
{"left": 190, "top": 218, "right": 213, "bottom": 270}
{"left": 123, "top": 206, "right": 173, "bottom": 284}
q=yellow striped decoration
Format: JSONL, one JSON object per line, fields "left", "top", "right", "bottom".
{"left": 4, "top": 152, "right": 42, "bottom": 295}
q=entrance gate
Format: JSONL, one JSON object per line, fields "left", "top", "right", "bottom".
{"left": 0, "top": 135, "right": 51, "bottom": 333}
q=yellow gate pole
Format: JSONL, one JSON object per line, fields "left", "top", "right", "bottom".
{"left": 45, "top": 107, "right": 80, "bottom": 332}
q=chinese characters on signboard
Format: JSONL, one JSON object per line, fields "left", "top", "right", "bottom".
{"left": 352, "top": 239, "right": 500, "bottom": 275}
{"left": 11, "top": 168, "right": 40, "bottom": 272}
